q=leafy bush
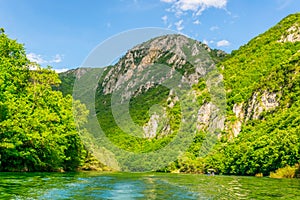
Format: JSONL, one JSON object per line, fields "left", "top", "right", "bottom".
{"left": 270, "top": 165, "right": 298, "bottom": 178}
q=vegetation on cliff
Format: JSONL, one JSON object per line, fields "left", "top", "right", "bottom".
{"left": 204, "top": 13, "right": 300, "bottom": 176}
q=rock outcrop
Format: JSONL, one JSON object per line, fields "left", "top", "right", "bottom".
{"left": 228, "top": 91, "right": 280, "bottom": 137}
{"left": 279, "top": 24, "right": 300, "bottom": 43}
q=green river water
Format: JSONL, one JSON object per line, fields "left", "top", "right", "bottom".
{"left": 0, "top": 172, "right": 299, "bottom": 199}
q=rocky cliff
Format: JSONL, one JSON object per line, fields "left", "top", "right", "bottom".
{"left": 91, "top": 34, "right": 227, "bottom": 140}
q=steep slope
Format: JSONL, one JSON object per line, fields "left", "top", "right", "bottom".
{"left": 221, "top": 13, "right": 300, "bottom": 137}
{"left": 206, "top": 13, "right": 300, "bottom": 175}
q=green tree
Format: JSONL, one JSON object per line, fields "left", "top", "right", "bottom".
{"left": 0, "top": 31, "right": 88, "bottom": 171}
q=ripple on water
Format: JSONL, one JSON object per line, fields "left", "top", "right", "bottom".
{"left": 1, "top": 172, "right": 299, "bottom": 200}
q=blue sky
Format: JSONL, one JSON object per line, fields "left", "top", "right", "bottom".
{"left": 0, "top": 0, "right": 299, "bottom": 72}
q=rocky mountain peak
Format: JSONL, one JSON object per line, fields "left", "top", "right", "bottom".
{"left": 101, "top": 34, "right": 224, "bottom": 96}
{"left": 131, "top": 34, "right": 212, "bottom": 59}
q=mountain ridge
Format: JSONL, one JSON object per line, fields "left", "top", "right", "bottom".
{"left": 57, "top": 13, "right": 300, "bottom": 175}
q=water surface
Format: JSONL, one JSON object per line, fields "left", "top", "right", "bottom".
{"left": 0, "top": 172, "right": 299, "bottom": 199}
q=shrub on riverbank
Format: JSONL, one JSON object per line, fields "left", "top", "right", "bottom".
{"left": 270, "top": 164, "right": 300, "bottom": 178}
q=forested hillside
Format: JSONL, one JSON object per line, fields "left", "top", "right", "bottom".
{"left": 205, "top": 13, "right": 300, "bottom": 176}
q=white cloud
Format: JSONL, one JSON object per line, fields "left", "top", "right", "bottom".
{"left": 162, "top": 15, "right": 168, "bottom": 24}
{"left": 193, "top": 19, "right": 201, "bottom": 25}
{"left": 210, "top": 26, "right": 219, "bottom": 31}
{"left": 27, "top": 53, "right": 63, "bottom": 64}
{"left": 54, "top": 68, "right": 69, "bottom": 73}
{"left": 161, "top": 0, "right": 227, "bottom": 16}
{"left": 27, "top": 53, "right": 47, "bottom": 64}
{"left": 216, "top": 39, "right": 230, "bottom": 47}
{"left": 203, "top": 39, "right": 215, "bottom": 45}
{"left": 174, "top": 19, "right": 184, "bottom": 31}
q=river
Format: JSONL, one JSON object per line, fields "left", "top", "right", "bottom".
{"left": 0, "top": 172, "right": 299, "bottom": 199}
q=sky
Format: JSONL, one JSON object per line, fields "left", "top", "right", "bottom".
{"left": 0, "top": 0, "right": 299, "bottom": 72}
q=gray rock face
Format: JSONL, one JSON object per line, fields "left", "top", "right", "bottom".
{"left": 143, "top": 113, "right": 160, "bottom": 139}
{"left": 232, "top": 103, "right": 244, "bottom": 137}
{"left": 197, "top": 103, "right": 214, "bottom": 131}
{"left": 245, "top": 91, "right": 279, "bottom": 121}
{"left": 279, "top": 25, "right": 300, "bottom": 43}
{"left": 229, "top": 91, "right": 280, "bottom": 137}
{"left": 101, "top": 34, "right": 218, "bottom": 98}
{"left": 143, "top": 111, "right": 171, "bottom": 139}
{"left": 197, "top": 102, "right": 225, "bottom": 134}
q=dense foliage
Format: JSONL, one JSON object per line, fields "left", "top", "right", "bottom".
{"left": 221, "top": 13, "right": 300, "bottom": 110}
{"left": 0, "top": 31, "right": 88, "bottom": 171}
{"left": 203, "top": 13, "right": 300, "bottom": 176}
{"left": 95, "top": 85, "right": 175, "bottom": 153}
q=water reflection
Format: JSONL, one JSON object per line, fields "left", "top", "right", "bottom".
{"left": 0, "top": 172, "right": 299, "bottom": 199}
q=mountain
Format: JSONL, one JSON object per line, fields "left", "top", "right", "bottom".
{"left": 59, "top": 34, "right": 227, "bottom": 171}
{"left": 58, "top": 13, "right": 300, "bottom": 175}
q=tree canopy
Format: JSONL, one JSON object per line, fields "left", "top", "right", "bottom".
{"left": 0, "top": 31, "right": 88, "bottom": 172}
